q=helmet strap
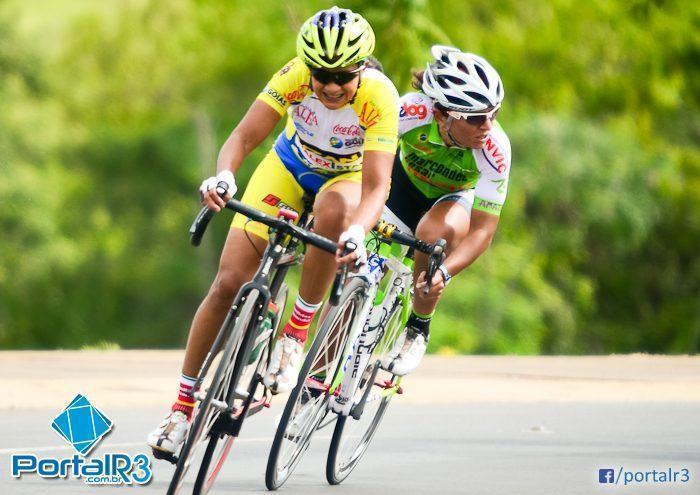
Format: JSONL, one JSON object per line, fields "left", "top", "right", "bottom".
{"left": 443, "top": 115, "right": 468, "bottom": 149}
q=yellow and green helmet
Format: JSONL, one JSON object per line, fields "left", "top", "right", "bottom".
{"left": 296, "top": 6, "right": 375, "bottom": 69}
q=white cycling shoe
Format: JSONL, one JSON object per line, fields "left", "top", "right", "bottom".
{"left": 382, "top": 327, "right": 428, "bottom": 376}
{"left": 147, "top": 410, "right": 189, "bottom": 455}
{"left": 263, "top": 334, "right": 304, "bottom": 394}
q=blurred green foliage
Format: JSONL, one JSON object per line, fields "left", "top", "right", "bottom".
{"left": 0, "top": 0, "right": 697, "bottom": 353}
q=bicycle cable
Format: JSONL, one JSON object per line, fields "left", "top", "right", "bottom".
{"left": 243, "top": 219, "right": 264, "bottom": 259}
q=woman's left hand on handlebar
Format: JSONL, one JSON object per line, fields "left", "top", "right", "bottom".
{"left": 335, "top": 224, "right": 367, "bottom": 267}
{"left": 415, "top": 270, "right": 446, "bottom": 302}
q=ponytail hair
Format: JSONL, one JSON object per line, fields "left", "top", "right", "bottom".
{"left": 411, "top": 69, "right": 425, "bottom": 91}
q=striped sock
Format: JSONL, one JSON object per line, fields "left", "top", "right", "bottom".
{"left": 171, "top": 373, "right": 197, "bottom": 420}
{"left": 282, "top": 296, "right": 321, "bottom": 343}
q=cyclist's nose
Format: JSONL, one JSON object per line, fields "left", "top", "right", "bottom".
{"left": 323, "top": 81, "right": 343, "bottom": 92}
{"left": 480, "top": 118, "right": 494, "bottom": 131}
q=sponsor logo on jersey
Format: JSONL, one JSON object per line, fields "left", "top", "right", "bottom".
{"left": 278, "top": 63, "right": 293, "bottom": 76}
{"left": 399, "top": 103, "right": 428, "bottom": 120}
{"left": 491, "top": 178, "right": 507, "bottom": 194}
{"left": 329, "top": 136, "right": 343, "bottom": 148}
{"left": 332, "top": 124, "right": 362, "bottom": 136}
{"left": 296, "top": 124, "right": 314, "bottom": 137}
{"left": 265, "top": 87, "right": 286, "bottom": 106}
{"left": 344, "top": 137, "right": 364, "bottom": 147}
{"left": 284, "top": 84, "right": 309, "bottom": 102}
{"left": 476, "top": 199, "right": 502, "bottom": 214}
{"left": 404, "top": 153, "right": 474, "bottom": 184}
{"left": 359, "top": 102, "right": 381, "bottom": 128}
{"left": 307, "top": 152, "right": 334, "bottom": 169}
{"left": 293, "top": 104, "right": 318, "bottom": 126}
{"left": 483, "top": 137, "right": 508, "bottom": 174}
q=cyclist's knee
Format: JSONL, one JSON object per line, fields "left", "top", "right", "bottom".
{"left": 313, "top": 190, "right": 357, "bottom": 235}
{"left": 208, "top": 268, "right": 246, "bottom": 305}
{"left": 415, "top": 218, "right": 456, "bottom": 246}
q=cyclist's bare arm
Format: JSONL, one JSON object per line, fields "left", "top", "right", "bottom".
{"left": 203, "top": 100, "right": 282, "bottom": 211}
{"left": 443, "top": 209, "right": 499, "bottom": 276}
{"left": 336, "top": 150, "right": 394, "bottom": 264}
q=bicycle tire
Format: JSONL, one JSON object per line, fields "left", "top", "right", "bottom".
{"left": 193, "top": 284, "right": 288, "bottom": 495}
{"left": 325, "top": 296, "right": 405, "bottom": 485}
{"left": 166, "top": 289, "right": 260, "bottom": 495}
{"left": 265, "top": 277, "right": 370, "bottom": 490}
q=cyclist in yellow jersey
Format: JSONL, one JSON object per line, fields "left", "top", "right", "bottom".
{"left": 147, "top": 7, "right": 399, "bottom": 457}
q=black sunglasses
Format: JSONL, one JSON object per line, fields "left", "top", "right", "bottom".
{"left": 310, "top": 66, "right": 362, "bottom": 85}
{"left": 463, "top": 110, "right": 499, "bottom": 126}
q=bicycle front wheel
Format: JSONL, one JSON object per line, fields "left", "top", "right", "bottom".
{"left": 325, "top": 295, "right": 405, "bottom": 485}
{"left": 167, "top": 289, "right": 260, "bottom": 495}
{"left": 193, "top": 284, "right": 288, "bottom": 494}
{"left": 265, "top": 277, "right": 370, "bottom": 490}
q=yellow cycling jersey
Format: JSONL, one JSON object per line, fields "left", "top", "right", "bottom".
{"left": 257, "top": 57, "right": 399, "bottom": 178}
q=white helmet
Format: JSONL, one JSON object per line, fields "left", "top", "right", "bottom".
{"left": 422, "top": 45, "right": 504, "bottom": 113}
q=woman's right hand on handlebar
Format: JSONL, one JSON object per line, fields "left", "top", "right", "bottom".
{"left": 199, "top": 170, "right": 237, "bottom": 212}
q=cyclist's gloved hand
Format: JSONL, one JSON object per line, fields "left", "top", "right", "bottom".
{"left": 336, "top": 224, "right": 367, "bottom": 267}
{"left": 199, "top": 170, "right": 237, "bottom": 212}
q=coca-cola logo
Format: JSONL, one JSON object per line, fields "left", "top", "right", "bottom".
{"left": 332, "top": 124, "right": 362, "bottom": 136}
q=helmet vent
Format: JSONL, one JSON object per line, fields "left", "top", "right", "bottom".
{"left": 445, "top": 95, "right": 470, "bottom": 106}
{"left": 443, "top": 75, "right": 464, "bottom": 85}
{"left": 474, "top": 64, "right": 489, "bottom": 87}
{"left": 466, "top": 91, "right": 491, "bottom": 105}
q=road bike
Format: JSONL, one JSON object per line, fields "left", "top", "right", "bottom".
{"left": 265, "top": 220, "right": 446, "bottom": 489}
{"left": 158, "top": 195, "right": 348, "bottom": 495}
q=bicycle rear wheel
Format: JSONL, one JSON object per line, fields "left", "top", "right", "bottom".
{"left": 325, "top": 296, "right": 405, "bottom": 485}
{"left": 265, "top": 277, "right": 369, "bottom": 490}
{"left": 166, "top": 289, "right": 260, "bottom": 495}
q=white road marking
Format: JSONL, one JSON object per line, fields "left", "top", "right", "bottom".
{"left": 0, "top": 435, "right": 333, "bottom": 456}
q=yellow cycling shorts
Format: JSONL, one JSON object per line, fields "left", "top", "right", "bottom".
{"left": 231, "top": 150, "right": 362, "bottom": 240}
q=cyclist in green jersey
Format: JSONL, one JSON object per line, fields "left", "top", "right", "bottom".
{"left": 381, "top": 45, "right": 511, "bottom": 375}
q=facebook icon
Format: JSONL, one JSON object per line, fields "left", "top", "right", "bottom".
{"left": 599, "top": 469, "right": 615, "bottom": 483}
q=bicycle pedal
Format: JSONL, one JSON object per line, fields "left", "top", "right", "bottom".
{"left": 151, "top": 448, "right": 178, "bottom": 465}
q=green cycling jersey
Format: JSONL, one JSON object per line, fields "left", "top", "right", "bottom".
{"left": 397, "top": 92, "right": 512, "bottom": 215}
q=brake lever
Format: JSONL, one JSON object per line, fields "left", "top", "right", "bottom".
{"left": 424, "top": 239, "right": 447, "bottom": 294}
{"left": 330, "top": 241, "right": 356, "bottom": 306}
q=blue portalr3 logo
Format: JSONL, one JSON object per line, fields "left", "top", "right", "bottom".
{"left": 51, "top": 394, "right": 113, "bottom": 456}
{"left": 12, "top": 394, "right": 151, "bottom": 485}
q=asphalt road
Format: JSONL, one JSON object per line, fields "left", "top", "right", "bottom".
{"left": 1, "top": 352, "right": 699, "bottom": 494}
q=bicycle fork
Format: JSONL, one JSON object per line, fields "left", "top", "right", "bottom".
{"left": 327, "top": 269, "right": 409, "bottom": 417}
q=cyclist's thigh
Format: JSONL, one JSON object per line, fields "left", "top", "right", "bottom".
{"left": 217, "top": 226, "right": 267, "bottom": 286}
{"left": 313, "top": 171, "right": 363, "bottom": 229}
{"left": 230, "top": 150, "right": 306, "bottom": 241}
